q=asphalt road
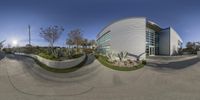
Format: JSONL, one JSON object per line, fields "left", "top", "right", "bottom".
{"left": 1, "top": 54, "right": 200, "bottom": 100}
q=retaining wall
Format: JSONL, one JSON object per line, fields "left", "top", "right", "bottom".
{"left": 15, "top": 53, "right": 86, "bottom": 69}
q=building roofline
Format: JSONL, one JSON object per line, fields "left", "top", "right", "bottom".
{"left": 96, "top": 17, "right": 183, "bottom": 43}
{"left": 146, "top": 21, "right": 162, "bottom": 32}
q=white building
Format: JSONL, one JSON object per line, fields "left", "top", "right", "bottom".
{"left": 96, "top": 17, "right": 183, "bottom": 60}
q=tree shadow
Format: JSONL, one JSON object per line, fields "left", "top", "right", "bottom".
{"left": 83, "top": 53, "right": 96, "bottom": 66}
{"left": 128, "top": 52, "right": 146, "bottom": 60}
{"left": 19, "top": 53, "right": 101, "bottom": 83}
{"left": 5, "top": 54, "right": 25, "bottom": 61}
{"left": 147, "top": 57, "right": 200, "bottom": 70}
{"left": 8, "top": 53, "right": 99, "bottom": 80}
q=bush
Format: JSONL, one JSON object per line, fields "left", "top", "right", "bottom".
{"left": 71, "top": 53, "right": 84, "bottom": 59}
{"left": 83, "top": 48, "right": 93, "bottom": 54}
{"left": 15, "top": 46, "right": 84, "bottom": 61}
{"left": 95, "top": 55, "right": 144, "bottom": 71}
{"left": 141, "top": 60, "right": 147, "bottom": 65}
{"left": 38, "top": 52, "right": 56, "bottom": 60}
{"left": 3, "top": 48, "right": 13, "bottom": 54}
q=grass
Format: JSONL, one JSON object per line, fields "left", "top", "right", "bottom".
{"left": 95, "top": 55, "right": 144, "bottom": 71}
{"left": 23, "top": 55, "right": 87, "bottom": 73}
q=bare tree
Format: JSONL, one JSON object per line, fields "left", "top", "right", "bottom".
{"left": 0, "top": 40, "right": 5, "bottom": 50}
{"left": 66, "top": 38, "right": 74, "bottom": 49}
{"left": 82, "top": 38, "right": 88, "bottom": 48}
{"left": 67, "top": 29, "right": 83, "bottom": 52}
{"left": 40, "top": 25, "right": 64, "bottom": 48}
{"left": 186, "top": 42, "right": 194, "bottom": 49}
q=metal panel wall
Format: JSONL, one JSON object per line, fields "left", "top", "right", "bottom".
{"left": 170, "top": 27, "right": 183, "bottom": 55}
{"left": 159, "top": 28, "right": 170, "bottom": 55}
{"left": 97, "top": 17, "right": 146, "bottom": 60}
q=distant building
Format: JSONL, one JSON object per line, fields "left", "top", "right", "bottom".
{"left": 96, "top": 17, "right": 183, "bottom": 60}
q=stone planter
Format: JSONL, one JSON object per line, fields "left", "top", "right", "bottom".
{"left": 15, "top": 53, "right": 86, "bottom": 69}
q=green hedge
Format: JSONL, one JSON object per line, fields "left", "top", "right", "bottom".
{"left": 95, "top": 55, "right": 144, "bottom": 71}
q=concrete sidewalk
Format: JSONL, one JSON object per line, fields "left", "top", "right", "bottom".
{"left": 1, "top": 54, "right": 200, "bottom": 100}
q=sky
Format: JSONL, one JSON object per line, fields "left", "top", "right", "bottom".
{"left": 0, "top": 0, "right": 200, "bottom": 47}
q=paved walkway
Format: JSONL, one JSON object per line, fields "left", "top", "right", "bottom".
{"left": 1, "top": 54, "right": 200, "bottom": 100}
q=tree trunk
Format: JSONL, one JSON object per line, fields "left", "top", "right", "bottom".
{"left": 76, "top": 40, "right": 78, "bottom": 53}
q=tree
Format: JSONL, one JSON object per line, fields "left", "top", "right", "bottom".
{"left": 82, "top": 38, "right": 88, "bottom": 48}
{"left": 66, "top": 38, "right": 74, "bottom": 49}
{"left": 89, "top": 40, "right": 96, "bottom": 49}
{"left": 184, "top": 41, "right": 200, "bottom": 54}
{"left": 67, "top": 29, "right": 83, "bottom": 52}
{"left": 186, "top": 42, "right": 194, "bottom": 49}
{"left": 0, "top": 40, "right": 5, "bottom": 50}
{"left": 40, "top": 25, "right": 64, "bottom": 48}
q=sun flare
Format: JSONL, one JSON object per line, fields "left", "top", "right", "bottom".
{"left": 12, "top": 40, "right": 18, "bottom": 46}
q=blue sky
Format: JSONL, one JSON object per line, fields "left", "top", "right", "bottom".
{"left": 0, "top": 0, "right": 200, "bottom": 47}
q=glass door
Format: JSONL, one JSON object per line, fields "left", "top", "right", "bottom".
{"left": 149, "top": 46, "right": 155, "bottom": 56}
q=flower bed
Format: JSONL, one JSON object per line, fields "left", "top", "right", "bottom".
{"left": 95, "top": 54, "right": 145, "bottom": 71}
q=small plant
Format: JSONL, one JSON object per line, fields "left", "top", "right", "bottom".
{"left": 117, "top": 51, "right": 128, "bottom": 61}
{"left": 38, "top": 52, "right": 55, "bottom": 60}
{"left": 141, "top": 60, "right": 147, "bottom": 65}
{"left": 67, "top": 49, "right": 75, "bottom": 57}
{"left": 52, "top": 48, "right": 59, "bottom": 58}
{"left": 106, "top": 52, "right": 116, "bottom": 62}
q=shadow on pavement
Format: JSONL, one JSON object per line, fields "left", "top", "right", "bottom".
{"left": 7, "top": 53, "right": 101, "bottom": 81}
{"left": 5, "top": 54, "right": 27, "bottom": 61}
{"left": 0, "top": 52, "right": 5, "bottom": 60}
{"left": 147, "top": 57, "right": 200, "bottom": 70}
{"left": 83, "top": 53, "right": 96, "bottom": 66}
{"left": 62, "top": 53, "right": 100, "bottom": 78}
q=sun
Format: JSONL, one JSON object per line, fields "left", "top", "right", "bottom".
{"left": 12, "top": 40, "right": 18, "bottom": 46}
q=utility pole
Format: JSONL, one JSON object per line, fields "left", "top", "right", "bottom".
{"left": 28, "top": 25, "right": 31, "bottom": 45}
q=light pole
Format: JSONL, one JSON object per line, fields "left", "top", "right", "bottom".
{"left": 28, "top": 25, "right": 31, "bottom": 45}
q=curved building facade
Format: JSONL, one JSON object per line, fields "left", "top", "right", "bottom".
{"left": 96, "top": 17, "right": 183, "bottom": 60}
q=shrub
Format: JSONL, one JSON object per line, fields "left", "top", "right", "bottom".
{"left": 3, "top": 48, "right": 12, "bottom": 54}
{"left": 95, "top": 55, "right": 144, "bottom": 71}
{"left": 83, "top": 48, "right": 93, "bottom": 54}
{"left": 71, "top": 53, "right": 84, "bottom": 59}
{"left": 141, "top": 60, "right": 147, "bottom": 65}
{"left": 117, "top": 51, "right": 128, "bottom": 61}
{"left": 38, "top": 52, "right": 55, "bottom": 60}
{"left": 106, "top": 52, "right": 116, "bottom": 62}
